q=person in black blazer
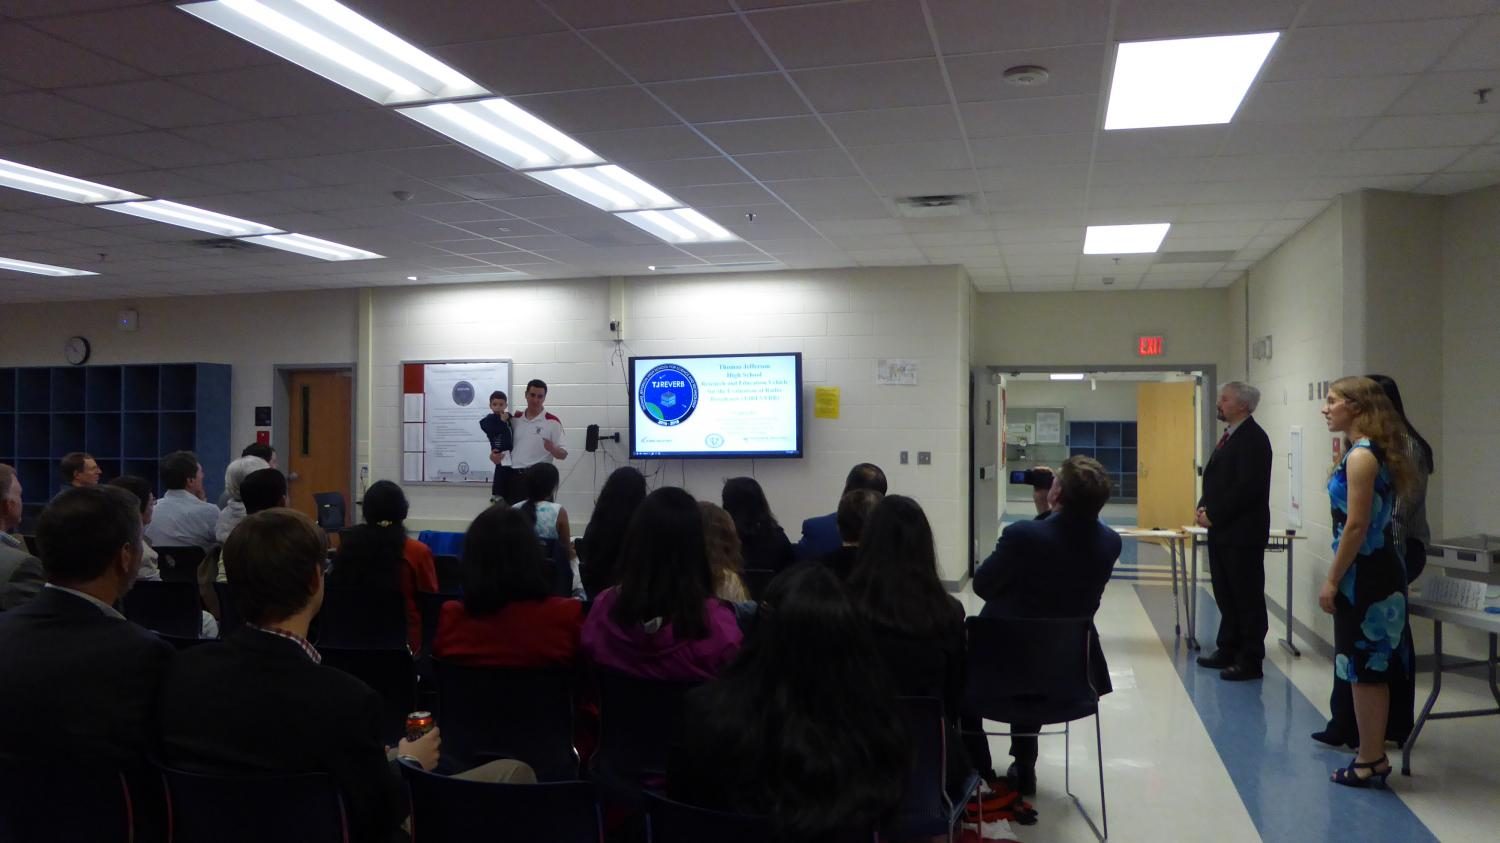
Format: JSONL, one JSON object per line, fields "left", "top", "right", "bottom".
{"left": 796, "top": 462, "right": 887, "bottom": 561}
{"left": 973, "top": 456, "right": 1121, "bottom": 794}
{"left": 1195, "top": 382, "right": 1274, "bottom": 681}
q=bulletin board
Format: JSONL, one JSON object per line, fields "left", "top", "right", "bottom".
{"left": 400, "top": 360, "right": 512, "bottom": 485}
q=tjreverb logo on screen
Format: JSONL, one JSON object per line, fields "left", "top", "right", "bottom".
{"left": 638, "top": 364, "right": 699, "bottom": 427}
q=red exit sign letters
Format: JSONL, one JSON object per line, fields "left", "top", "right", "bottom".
{"left": 1137, "top": 335, "right": 1165, "bottom": 357}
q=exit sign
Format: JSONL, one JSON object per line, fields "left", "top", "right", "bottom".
{"left": 1137, "top": 335, "right": 1165, "bottom": 356}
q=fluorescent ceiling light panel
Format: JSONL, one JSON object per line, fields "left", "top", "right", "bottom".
{"left": 399, "top": 98, "right": 604, "bottom": 171}
{"left": 616, "top": 208, "right": 741, "bottom": 244}
{"left": 1104, "top": 32, "right": 1279, "bottom": 130}
{"left": 526, "top": 165, "right": 681, "bottom": 212}
{"left": 0, "top": 158, "right": 144, "bottom": 204}
{"left": 0, "top": 256, "right": 99, "bottom": 277}
{"left": 1049, "top": 373, "right": 1086, "bottom": 381}
{"left": 100, "top": 199, "right": 283, "bottom": 237}
{"left": 180, "top": 0, "right": 486, "bottom": 106}
{"left": 239, "top": 232, "right": 384, "bottom": 260}
{"left": 1083, "top": 223, "right": 1171, "bottom": 254}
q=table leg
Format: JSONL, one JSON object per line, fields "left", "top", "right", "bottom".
{"left": 1489, "top": 634, "right": 1499, "bottom": 707}
{"left": 1278, "top": 539, "right": 1301, "bottom": 657}
{"left": 1169, "top": 539, "right": 1181, "bottom": 639}
{"left": 1187, "top": 536, "right": 1200, "bottom": 650}
{"left": 1402, "top": 620, "right": 1444, "bottom": 776}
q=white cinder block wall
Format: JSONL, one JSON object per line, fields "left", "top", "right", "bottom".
{"left": 364, "top": 266, "right": 975, "bottom": 583}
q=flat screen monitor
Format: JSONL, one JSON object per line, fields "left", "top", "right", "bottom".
{"left": 629, "top": 352, "right": 803, "bottom": 459}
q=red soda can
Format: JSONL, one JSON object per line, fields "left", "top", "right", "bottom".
{"left": 405, "top": 711, "right": 435, "bottom": 741}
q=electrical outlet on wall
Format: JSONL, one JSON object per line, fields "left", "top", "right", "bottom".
{"left": 918, "top": 451, "right": 931, "bottom": 465}
{"left": 900, "top": 450, "right": 909, "bottom": 465}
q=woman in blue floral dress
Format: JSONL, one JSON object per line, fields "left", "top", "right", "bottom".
{"left": 1318, "top": 376, "right": 1416, "bottom": 788}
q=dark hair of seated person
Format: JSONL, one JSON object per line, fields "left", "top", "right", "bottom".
{"left": 223, "top": 508, "right": 325, "bottom": 626}
{"left": 240, "top": 441, "right": 275, "bottom": 463}
{"left": 460, "top": 505, "right": 551, "bottom": 616}
{"left": 518, "top": 461, "right": 559, "bottom": 524}
{"left": 579, "top": 466, "right": 647, "bottom": 595}
{"left": 836, "top": 488, "right": 882, "bottom": 544}
{"left": 721, "top": 475, "right": 781, "bottom": 537}
{"left": 238, "top": 468, "right": 288, "bottom": 515}
{"left": 669, "top": 563, "right": 908, "bottom": 840}
{"left": 328, "top": 479, "right": 407, "bottom": 592}
{"left": 847, "top": 494, "right": 958, "bottom": 639}
{"left": 611, "top": 486, "right": 714, "bottom": 640}
{"left": 106, "top": 474, "right": 153, "bottom": 517}
{"left": 37, "top": 485, "right": 143, "bottom": 585}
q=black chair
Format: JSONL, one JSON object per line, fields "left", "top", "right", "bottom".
{"left": 889, "top": 696, "right": 980, "bottom": 843}
{"left": 742, "top": 568, "right": 776, "bottom": 601}
{"left": 214, "top": 581, "right": 244, "bottom": 637}
{"left": 540, "top": 539, "right": 574, "bottom": 597}
{"left": 434, "top": 554, "right": 462, "bottom": 593}
{"left": 592, "top": 670, "right": 700, "bottom": 801}
{"left": 123, "top": 579, "right": 202, "bottom": 638}
{"left": 158, "top": 631, "right": 214, "bottom": 651}
{"left": 0, "top": 760, "right": 136, "bottom": 843}
{"left": 154, "top": 544, "right": 207, "bottom": 583}
{"left": 321, "top": 646, "right": 417, "bottom": 746}
{"left": 415, "top": 590, "right": 451, "bottom": 658}
{"left": 20, "top": 534, "right": 38, "bottom": 556}
{"left": 435, "top": 660, "right": 579, "bottom": 780}
{"left": 963, "top": 615, "right": 1107, "bottom": 841}
{"left": 316, "top": 586, "right": 408, "bottom": 649}
{"left": 159, "top": 763, "right": 348, "bottom": 843}
{"left": 400, "top": 760, "right": 602, "bottom": 843}
{"left": 313, "top": 491, "right": 347, "bottom": 531}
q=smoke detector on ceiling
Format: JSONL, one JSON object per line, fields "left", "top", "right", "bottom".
{"left": 891, "top": 194, "right": 974, "bottom": 219}
{"left": 1003, "top": 65, "right": 1050, "bottom": 86}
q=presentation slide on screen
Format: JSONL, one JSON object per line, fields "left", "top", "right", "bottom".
{"left": 631, "top": 354, "right": 802, "bottom": 458}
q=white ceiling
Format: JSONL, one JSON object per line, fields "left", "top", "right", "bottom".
{"left": 0, "top": 0, "right": 1497, "bottom": 301}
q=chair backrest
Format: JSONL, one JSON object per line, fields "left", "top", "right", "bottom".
{"left": 434, "top": 660, "right": 578, "bottom": 780}
{"left": 158, "top": 631, "right": 213, "bottom": 650}
{"left": 159, "top": 763, "right": 348, "bottom": 843}
{"left": 0, "top": 760, "right": 135, "bottom": 843}
{"left": 963, "top": 615, "right": 1098, "bottom": 725}
{"left": 593, "top": 670, "right": 700, "bottom": 784}
{"left": 414, "top": 591, "right": 449, "bottom": 657}
{"left": 312, "top": 491, "right": 347, "bottom": 531}
{"left": 20, "top": 534, "right": 39, "bottom": 556}
{"left": 644, "top": 792, "right": 875, "bottom": 843}
{"left": 154, "top": 545, "right": 206, "bottom": 583}
{"left": 540, "top": 539, "right": 572, "bottom": 597}
{"left": 214, "top": 581, "right": 244, "bottom": 636}
{"left": 741, "top": 568, "right": 775, "bottom": 601}
{"left": 889, "top": 696, "right": 952, "bottom": 839}
{"left": 433, "top": 554, "right": 462, "bottom": 594}
{"left": 315, "top": 586, "right": 408, "bottom": 649}
{"left": 320, "top": 646, "right": 417, "bottom": 746}
{"left": 123, "top": 579, "right": 202, "bottom": 637}
{"left": 400, "top": 761, "right": 601, "bottom": 843}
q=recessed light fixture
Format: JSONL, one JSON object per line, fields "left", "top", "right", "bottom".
{"left": 239, "top": 232, "right": 384, "bottom": 260}
{"left": 646, "top": 265, "right": 657, "bottom": 271}
{"left": 99, "top": 199, "right": 283, "bottom": 237}
{"left": 0, "top": 158, "right": 145, "bottom": 204}
{"left": 526, "top": 165, "right": 680, "bottom": 212}
{"left": 1104, "top": 32, "right": 1279, "bottom": 130}
{"left": 1083, "top": 223, "right": 1171, "bottom": 254}
{"left": 180, "top": 0, "right": 487, "bottom": 105}
{"left": 406, "top": 275, "right": 419, "bottom": 281}
{"left": 615, "top": 208, "right": 740, "bottom": 244}
{"left": 1050, "top": 373, "right": 1086, "bottom": 381}
{"left": 399, "top": 98, "right": 604, "bottom": 171}
{"left": 0, "top": 256, "right": 99, "bottom": 277}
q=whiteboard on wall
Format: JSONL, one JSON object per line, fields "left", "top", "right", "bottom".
{"left": 400, "top": 360, "right": 512, "bottom": 485}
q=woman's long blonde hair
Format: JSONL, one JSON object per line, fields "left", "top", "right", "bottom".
{"left": 1330, "top": 375, "right": 1415, "bottom": 498}
{"left": 698, "top": 502, "right": 747, "bottom": 601}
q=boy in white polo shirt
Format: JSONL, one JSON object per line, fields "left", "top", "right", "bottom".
{"left": 507, "top": 379, "right": 567, "bottom": 503}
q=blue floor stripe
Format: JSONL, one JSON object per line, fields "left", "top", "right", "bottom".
{"left": 1135, "top": 585, "right": 1438, "bottom": 843}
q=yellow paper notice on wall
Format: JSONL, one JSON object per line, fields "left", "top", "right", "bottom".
{"left": 814, "top": 386, "right": 840, "bottom": 420}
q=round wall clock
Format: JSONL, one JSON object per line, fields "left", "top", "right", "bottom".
{"left": 64, "top": 335, "right": 91, "bottom": 366}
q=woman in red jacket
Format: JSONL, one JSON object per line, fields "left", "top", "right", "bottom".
{"left": 328, "top": 480, "right": 436, "bottom": 653}
{"left": 435, "top": 505, "right": 583, "bottom": 667}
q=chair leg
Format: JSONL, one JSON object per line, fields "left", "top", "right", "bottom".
{"left": 1096, "top": 713, "right": 1108, "bottom": 840}
{"left": 1064, "top": 720, "right": 1072, "bottom": 794}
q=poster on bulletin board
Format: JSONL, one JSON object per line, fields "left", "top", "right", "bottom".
{"left": 400, "top": 360, "right": 512, "bottom": 484}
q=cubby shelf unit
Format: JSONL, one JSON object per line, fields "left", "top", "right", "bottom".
{"left": 1068, "top": 420, "right": 1139, "bottom": 502}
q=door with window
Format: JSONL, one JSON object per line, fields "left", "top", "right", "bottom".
{"left": 286, "top": 370, "right": 353, "bottom": 528}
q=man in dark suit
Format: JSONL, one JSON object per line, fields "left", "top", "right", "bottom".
{"left": 0, "top": 485, "right": 173, "bottom": 766}
{"left": 973, "top": 456, "right": 1121, "bottom": 794}
{"left": 1195, "top": 381, "right": 1274, "bottom": 681}
{"left": 0, "top": 464, "right": 44, "bottom": 611}
{"left": 796, "top": 462, "right": 886, "bottom": 561}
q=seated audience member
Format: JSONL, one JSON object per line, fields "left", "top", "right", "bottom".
{"left": 796, "top": 462, "right": 887, "bottom": 561}
{"left": 157, "top": 508, "right": 530, "bottom": 843}
{"left": 215, "top": 455, "right": 271, "bottom": 543}
{"left": 239, "top": 467, "right": 289, "bottom": 515}
{"left": 722, "top": 477, "right": 795, "bottom": 574}
{"left": 972, "top": 455, "right": 1120, "bottom": 795}
{"left": 434, "top": 506, "right": 584, "bottom": 668}
{"left": 581, "top": 488, "right": 742, "bottom": 681}
{"left": 0, "top": 486, "right": 172, "bottom": 765}
{"left": 669, "top": 564, "right": 908, "bottom": 841}
{"left": 56, "top": 451, "right": 102, "bottom": 494}
{"left": 823, "top": 488, "right": 882, "bottom": 581}
{"left": 698, "top": 502, "right": 750, "bottom": 602}
{"left": 847, "top": 495, "right": 974, "bottom": 788}
{"left": 110, "top": 475, "right": 219, "bottom": 639}
{"left": 0, "top": 464, "right": 44, "bottom": 611}
{"left": 218, "top": 442, "right": 276, "bottom": 507}
{"left": 578, "top": 466, "right": 646, "bottom": 598}
{"left": 329, "top": 480, "right": 437, "bottom": 653}
{"left": 514, "top": 462, "right": 582, "bottom": 598}
{"left": 145, "top": 450, "right": 220, "bottom": 552}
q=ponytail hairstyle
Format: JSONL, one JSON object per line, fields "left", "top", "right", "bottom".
{"left": 520, "top": 463, "right": 560, "bottom": 526}
{"left": 329, "top": 479, "right": 408, "bottom": 591}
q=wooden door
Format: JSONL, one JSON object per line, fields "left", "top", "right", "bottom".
{"left": 287, "top": 370, "right": 353, "bottom": 526}
{"left": 1136, "top": 381, "right": 1197, "bottom": 530}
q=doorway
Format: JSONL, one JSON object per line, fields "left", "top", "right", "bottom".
{"left": 275, "top": 367, "right": 354, "bottom": 528}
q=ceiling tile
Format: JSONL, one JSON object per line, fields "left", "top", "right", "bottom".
{"left": 35, "top": 5, "right": 275, "bottom": 75}
{"left": 1355, "top": 114, "right": 1500, "bottom": 149}
{"left": 961, "top": 96, "right": 1098, "bottom": 139}
{"left": 346, "top": 0, "right": 566, "bottom": 45}
{"left": 275, "top": 110, "right": 445, "bottom": 153}
{"left": 1413, "top": 171, "right": 1500, "bottom": 194}
{"left": 72, "top": 130, "right": 238, "bottom": 169}
{"left": 1385, "top": 71, "right": 1500, "bottom": 116}
{"left": 174, "top": 120, "right": 329, "bottom": 161}
{"left": 173, "top": 65, "right": 363, "bottom": 118}
{"left": 1220, "top": 119, "right": 1368, "bottom": 154}
{"left": 1264, "top": 18, "right": 1476, "bottom": 81}
{"left": 864, "top": 169, "right": 979, "bottom": 197}
{"left": 0, "top": 91, "right": 146, "bottom": 137}
{"left": 1113, "top": 0, "right": 1302, "bottom": 41}
{"left": 1239, "top": 76, "right": 1415, "bottom": 123}
{"left": 747, "top": 0, "right": 934, "bottom": 68}
{"left": 60, "top": 80, "right": 251, "bottom": 129}
{"left": 734, "top": 148, "right": 858, "bottom": 181}
{"left": 510, "top": 87, "right": 681, "bottom": 132}
{"left": 435, "top": 33, "right": 631, "bottom": 96}
{"left": 0, "top": 139, "right": 137, "bottom": 177}
{"left": 1324, "top": 146, "right": 1469, "bottom": 175}
{"left": 944, "top": 44, "right": 1106, "bottom": 103}
{"left": 627, "top": 156, "right": 751, "bottom": 187}
{"left": 1093, "top": 125, "right": 1226, "bottom": 160}
{"left": 583, "top": 16, "right": 775, "bottom": 82}
{"left": 1435, "top": 14, "right": 1500, "bottom": 71}
{"left": 971, "top": 133, "right": 1094, "bottom": 169}
{"left": 696, "top": 116, "right": 837, "bottom": 154}
{"left": 929, "top": 0, "right": 1109, "bottom": 56}
{"left": 259, "top": 153, "right": 401, "bottom": 187}
{"left": 100, "top": 169, "right": 231, "bottom": 199}
{"left": 823, "top": 105, "right": 964, "bottom": 146}
{"left": 1175, "top": 202, "right": 1286, "bottom": 222}
{"left": 372, "top": 146, "right": 509, "bottom": 179}
{"left": 425, "top": 172, "right": 557, "bottom": 201}
{"left": 670, "top": 182, "right": 781, "bottom": 207}
{"left": 573, "top": 125, "right": 720, "bottom": 162}
{"left": 1446, "top": 145, "right": 1500, "bottom": 172}
{"left": 649, "top": 74, "right": 809, "bottom": 122}
{"left": 546, "top": 0, "right": 730, "bottom": 28}
{"left": 792, "top": 60, "right": 951, "bottom": 112}
{"left": 174, "top": 161, "right": 317, "bottom": 192}
{"left": 847, "top": 140, "right": 972, "bottom": 172}
{"left": 0, "top": 24, "right": 147, "bottom": 88}
{"left": 1299, "top": 0, "right": 1494, "bottom": 26}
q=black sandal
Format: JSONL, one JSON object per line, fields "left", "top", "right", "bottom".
{"left": 1331, "top": 755, "right": 1391, "bottom": 789}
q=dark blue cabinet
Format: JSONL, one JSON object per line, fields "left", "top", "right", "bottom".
{"left": 1069, "top": 420, "right": 1138, "bottom": 502}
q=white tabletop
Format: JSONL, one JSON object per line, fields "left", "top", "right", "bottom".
{"left": 1409, "top": 597, "right": 1500, "bottom": 634}
{"left": 1181, "top": 526, "right": 1305, "bottom": 540}
{"left": 1115, "top": 527, "right": 1187, "bottom": 539}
